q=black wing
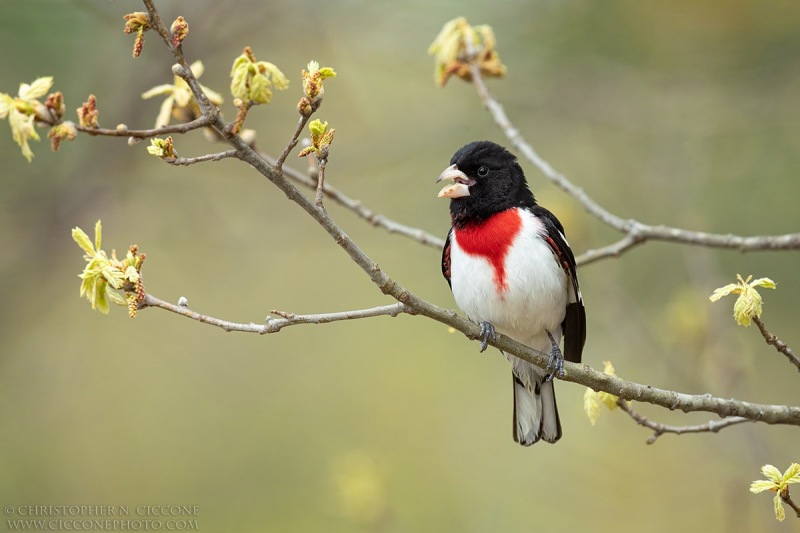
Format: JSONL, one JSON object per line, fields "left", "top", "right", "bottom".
{"left": 441, "top": 228, "right": 453, "bottom": 288}
{"left": 533, "top": 206, "right": 586, "bottom": 364}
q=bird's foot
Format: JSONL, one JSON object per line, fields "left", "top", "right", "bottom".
{"left": 477, "top": 321, "right": 497, "bottom": 353}
{"left": 543, "top": 330, "right": 565, "bottom": 382}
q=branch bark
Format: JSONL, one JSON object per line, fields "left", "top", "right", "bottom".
{"left": 616, "top": 399, "right": 752, "bottom": 444}
{"left": 783, "top": 491, "right": 800, "bottom": 519}
{"left": 265, "top": 154, "right": 446, "bottom": 249}
{"left": 41, "top": 115, "right": 215, "bottom": 139}
{"left": 752, "top": 316, "right": 800, "bottom": 372}
{"left": 141, "top": 294, "right": 411, "bottom": 333}
{"left": 164, "top": 149, "right": 238, "bottom": 166}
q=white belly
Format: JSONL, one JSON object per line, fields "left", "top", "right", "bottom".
{"left": 449, "top": 210, "right": 568, "bottom": 351}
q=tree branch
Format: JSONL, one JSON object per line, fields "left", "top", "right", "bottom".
{"left": 142, "top": 0, "right": 186, "bottom": 64}
{"left": 752, "top": 316, "right": 800, "bottom": 372}
{"left": 141, "top": 294, "right": 411, "bottom": 333}
{"left": 274, "top": 98, "right": 320, "bottom": 170}
{"left": 163, "top": 149, "right": 238, "bottom": 166}
{"left": 575, "top": 233, "right": 646, "bottom": 267}
{"left": 142, "top": 1, "right": 221, "bottom": 129}
{"left": 616, "top": 398, "right": 752, "bottom": 444}
{"left": 464, "top": 49, "right": 800, "bottom": 257}
{"left": 782, "top": 490, "right": 800, "bottom": 519}
{"left": 75, "top": 115, "right": 214, "bottom": 138}
{"left": 263, "top": 154, "right": 446, "bottom": 249}
{"left": 314, "top": 153, "right": 328, "bottom": 208}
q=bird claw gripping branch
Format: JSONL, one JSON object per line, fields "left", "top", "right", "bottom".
{"left": 478, "top": 321, "right": 497, "bottom": 353}
{"left": 543, "top": 330, "right": 565, "bottom": 382}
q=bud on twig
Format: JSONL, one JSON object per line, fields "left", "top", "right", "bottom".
{"left": 123, "top": 12, "right": 151, "bottom": 58}
{"left": 77, "top": 95, "right": 99, "bottom": 128}
{"left": 170, "top": 16, "right": 189, "bottom": 48}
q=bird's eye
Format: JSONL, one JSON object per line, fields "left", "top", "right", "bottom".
{"left": 477, "top": 166, "right": 489, "bottom": 177}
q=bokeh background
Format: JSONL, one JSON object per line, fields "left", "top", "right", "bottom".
{"left": 1, "top": 1, "right": 799, "bottom": 531}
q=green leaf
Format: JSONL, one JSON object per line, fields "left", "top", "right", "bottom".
{"left": 96, "top": 284, "right": 110, "bottom": 314}
{"left": 93, "top": 220, "right": 102, "bottom": 251}
{"left": 750, "top": 480, "right": 777, "bottom": 494}
{"left": 583, "top": 388, "right": 601, "bottom": 426}
{"left": 599, "top": 391, "right": 618, "bottom": 410}
{"left": 18, "top": 76, "right": 54, "bottom": 100}
{"left": 72, "top": 226, "right": 95, "bottom": 255}
{"left": 107, "top": 289, "right": 127, "bottom": 306}
{"left": 146, "top": 142, "right": 164, "bottom": 157}
{"left": 309, "top": 119, "right": 327, "bottom": 140}
{"left": 141, "top": 84, "right": 175, "bottom": 99}
{"left": 774, "top": 493, "right": 785, "bottom": 522}
{"left": 230, "top": 63, "right": 250, "bottom": 100}
{"left": 259, "top": 61, "right": 289, "bottom": 91}
{"left": 172, "top": 82, "right": 192, "bottom": 109}
{"left": 248, "top": 72, "right": 272, "bottom": 104}
{"left": 0, "top": 93, "right": 12, "bottom": 119}
{"left": 750, "top": 277, "right": 776, "bottom": 290}
{"left": 200, "top": 84, "right": 223, "bottom": 106}
{"left": 230, "top": 54, "right": 250, "bottom": 78}
{"left": 762, "top": 465, "right": 783, "bottom": 484}
{"left": 709, "top": 283, "right": 738, "bottom": 302}
{"left": 124, "top": 265, "right": 140, "bottom": 283}
{"left": 99, "top": 266, "right": 118, "bottom": 289}
{"left": 739, "top": 285, "right": 765, "bottom": 326}
{"left": 154, "top": 96, "right": 175, "bottom": 129}
{"left": 79, "top": 275, "right": 93, "bottom": 298}
{"left": 317, "top": 67, "right": 337, "bottom": 80}
{"left": 9, "top": 109, "right": 38, "bottom": 162}
{"left": 146, "top": 137, "right": 174, "bottom": 158}
{"left": 188, "top": 60, "right": 204, "bottom": 79}
{"left": 783, "top": 463, "right": 800, "bottom": 485}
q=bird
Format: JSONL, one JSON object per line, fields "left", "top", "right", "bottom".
{"left": 437, "top": 140, "right": 586, "bottom": 445}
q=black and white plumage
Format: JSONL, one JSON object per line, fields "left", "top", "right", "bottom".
{"left": 437, "top": 140, "right": 586, "bottom": 445}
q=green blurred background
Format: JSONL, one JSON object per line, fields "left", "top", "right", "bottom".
{"left": 1, "top": 1, "right": 799, "bottom": 531}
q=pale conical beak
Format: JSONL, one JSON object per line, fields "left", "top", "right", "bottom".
{"left": 436, "top": 164, "right": 472, "bottom": 198}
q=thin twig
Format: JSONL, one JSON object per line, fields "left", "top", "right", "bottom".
{"left": 276, "top": 115, "right": 310, "bottom": 170}
{"left": 616, "top": 399, "right": 752, "bottom": 444}
{"left": 142, "top": 0, "right": 186, "bottom": 64}
{"left": 164, "top": 149, "right": 238, "bottom": 166}
{"left": 141, "top": 294, "right": 411, "bottom": 333}
{"left": 263, "top": 154, "right": 446, "bottom": 249}
{"left": 227, "top": 100, "right": 255, "bottom": 136}
{"left": 315, "top": 154, "right": 327, "bottom": 208}
{"left": 275, "top": 99, "right": 320, "bottom": 170}
{"left": 752, "top": 316, "right": 800, "bottom": 372}
{"left": 142, "top": 1, "right": 220, "bottom": 127}
{"left": 464, "top": 46, "right": 800, "bottom": 257}
{"left": 69, "top": 116, "right": 213, "bottom": 138}
{"left": 782, "top": 491, "right": 800, "bottom": 519}
{"left": 575, "top": 233, "right": 646, "bottom": 267}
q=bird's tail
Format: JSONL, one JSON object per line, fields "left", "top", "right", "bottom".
{"left": 512, "top": 364, "right": 562, "bottom": 445}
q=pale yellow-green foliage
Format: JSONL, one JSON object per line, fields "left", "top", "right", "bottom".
{"left": 709, "top": 274, "right": 776, "bottom": 327}
{"left": 750, "top": 463, "right": 800, "bottom": 522}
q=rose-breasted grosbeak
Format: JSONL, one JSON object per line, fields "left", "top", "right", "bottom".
{"left": 437, "top": 141, "right": 586, "bottom": 445}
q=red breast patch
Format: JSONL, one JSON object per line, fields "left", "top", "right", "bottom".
{"left": 454, "top": 209, "right": 522, "bottom": 293}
